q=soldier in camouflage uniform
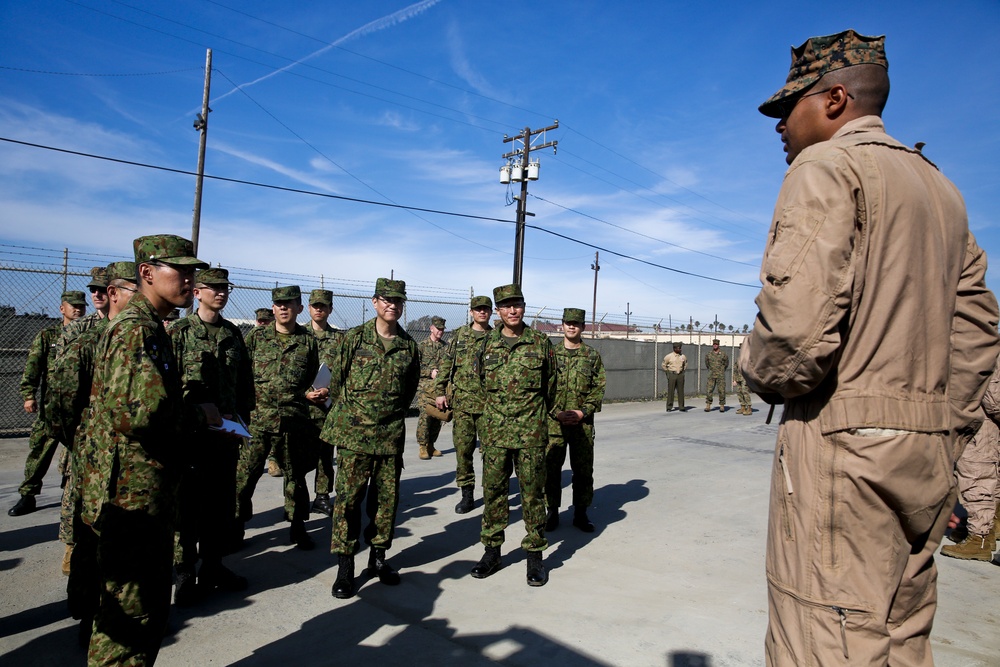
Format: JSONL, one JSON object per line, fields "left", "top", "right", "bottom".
{"left": 254, "top": 307, "right": 275, "bottom": 327}
{"left": 248, "top": 307, "right": 280, "bottom": 478}
{"left": 324, "top": 278, "right": 420, "bottom": 599}
{"left": 51, "top": 263, "right": 136, "bottom": 645}
{"left": 471, "top": 284, "right": 556, "bottom": 587}
{"left": 80, "top": 234, "right": 216, "bottom": 665}
{"left": 704, "top": 338, "right": 729, "bottom": 412}
{"left": 236, "top": 285, "right": 326, "bottom": 551}
{"left": 732, "top": 341, "right": 752, "bottom": 415}
{"left": 307, "top": 289, "right": 342, "bottom": 516}
{"left": 434, "top": 296, "right": 493, "bottom": 514}
{"left": 545, "top": 308, "right": 606, "bottom": 534}
{"left": 7, "top": 290, "right": 86, "bottom": 517}
{"left": 56, "top": 267, "right": 110, "bottom": 357}
{"left": 416, "top": 316, "right": 447, "bottom": 460}
{"left": 170, "top": 268, "right": 254, "bottom": 604}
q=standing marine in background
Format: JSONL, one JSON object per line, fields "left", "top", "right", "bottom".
{"left": 307, "top": 289, "right": 342, "bottom": 517}
{"left": 435, "top": 296, "right": 493, "bottom": 514}
{"left": 416, "top": 316, "right": 447, "bottom": 460}
{"left": 545, "top": 308, "right": 605, "bottom": 534}
{"left": 704, "top": 338, "right": 728, "bottom": 412}
{"left": 8, "top": 290, "right": 86, "bottom": 517}
{"left": 661, "top": 342, "right": 687, "bottom": 412}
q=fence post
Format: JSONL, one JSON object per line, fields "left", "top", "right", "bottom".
{"left": 62, "top": 248, "right": 68, "bottom": 292}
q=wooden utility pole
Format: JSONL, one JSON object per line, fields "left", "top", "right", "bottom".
{"left": 191, "top": 48, "right": 212, "bottom": 255}
{"left": 501, "top": 121, "right": 558, "bottom": 286}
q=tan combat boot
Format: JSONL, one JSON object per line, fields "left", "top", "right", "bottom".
{"left": 418, "top": 446, "right": 430, "bottom": 460}
{"left": 704, "top": 404, "right": 711, "bottom": 412}
{"left": 62, "top": 544, "right": 73, "bottom": 576}
{"left": 941, "top": 528, "right": 995, "bottom": 561}
{"left": 267, "top": 458, "right": 282, "bottom": 477}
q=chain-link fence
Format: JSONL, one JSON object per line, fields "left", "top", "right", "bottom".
{"left": 1, "top": 243, "right": 747, "bottom": 435}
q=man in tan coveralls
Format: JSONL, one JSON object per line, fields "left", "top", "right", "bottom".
{"left": 941, "top": 352, "right": 1000, "bottom": 561}
{"left": 741, "top": 30, "right": 999, "bottom": 665}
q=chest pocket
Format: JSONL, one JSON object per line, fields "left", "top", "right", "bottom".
{"left": 513, "top": 351, "right": 543, "bottom": 390}
{"left": 347, "top": 349, "right": 379, "bottom": 393}
{"left": 253, "top": 347, "right": 279, "bottom": 386}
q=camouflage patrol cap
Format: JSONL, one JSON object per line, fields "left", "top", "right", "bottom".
{"left": 759, "top": 29, "right": 887, "bottom": 118}
{"left": 133, "top": 234, "right": 208, "bottom": 268}
{"left": 195, "top": 267, "right": 233, "bottom": 286}
{"left": 672, "top": 341, "right": 683, "bottom": 348}
{"left": 309, "top": 289, "right": 333, "bottom": 306}
{"left": 86, "top": 266, "right": 108, "bottom": 289}
{"left": 470, "top": 295, "right": 493, "bottom": 310}
{"left": 492, "top": 283, "right": 524, "bottom": 305}
{"left": 272, "top": 285, "right": 301, "bottom": 303}
{"left": 712, "top": 339, "right": 720, "bottom": 345}
{"left": 374, "top": 278, "right": 407, "bottom": 301}
{"left": 255, "top": 308, "right": 274, "bottom": 321}
{"left": 105, "top": 261, "right": 137, "bottom": 283}
{"left": 431, "top": 316, "right": 446, "bottom": 329}
{"left": 61, "top": 290, "right": 87, "bottom": 306}
{"left": 562, "top": 308, "right": 586, "bottom": 324}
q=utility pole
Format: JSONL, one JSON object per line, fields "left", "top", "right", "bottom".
{"left": 191, "top": 48, "right": 212, "bottom": 255}
{"left": 625, "top": 302, "right": 633, "bottom": 339}
{"left": 591, "top": 251, "right": 600, "bottom": 339}
{"left": 500, "top": 121, "right": 559, "bottom": 286}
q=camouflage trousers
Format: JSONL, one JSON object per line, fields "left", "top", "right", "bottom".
{"left": 481, "top": 445, "right": 547, "bottom": 552}
{"left": 236, "top": 419, "right": 318, "bottom": 523}
{"left": 416, "top": 408, "right": 442, "bottom": 450}
{"left": 735, "top": 380, "right": 752, "bottom": 411}
{"left": 59, "top": 465, "right": 75, "bottom": 544}
{"left": 545, "top": 423, "right": 595, "bottom": 510}
{"left": 705, "top": 374, "right": 726, "bottom": 406}
{"left": 88, "top": 505, "right": 174, "bottom": 667}
{"left": 17, "top": 418, "right": 60, "bottom": 496}
{"left": 331, "top": 450, "right": 402, "bottom": 555}
{"left": 67, "top": 498, "right": 100, "bottom": 626}
{"left": 453, "top": 410, "right": 483, "bottom": 489}
{"left": 314, "top": 417, "right": 335, "bottom": 495}
{"left": 175, "top": 433, "right": 239, "bottom": 571}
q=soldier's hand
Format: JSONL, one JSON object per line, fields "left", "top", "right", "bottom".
{"left": 23, "top": 399, "right": 37, "bottom": 414}
{"left": 430, "top": 368, "right": 438, "bottom": 380}
{"left": 435, "top": 396, "right": 449, "bottom": 410}
{"left": 556, "top": 410, "right": 584, "bottom": 425}
{"left": 306, "top": 388, "right": 329, "bottom": 404}
{"left": 199, "top": 403, "right": 224, "bottom": 427}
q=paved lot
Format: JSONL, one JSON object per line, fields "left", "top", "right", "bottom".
{"left": 1, "top": 401, "right": 999, "bottom": 666}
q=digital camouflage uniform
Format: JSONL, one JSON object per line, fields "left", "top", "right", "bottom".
{"left": 310, "top": 315, "right": 342, "bottom": 497}
{"left": 734, "top": 363, "right": 753, "bottom": 414}
{"left": 478, "top": 316, "right": 557, "bottom": 552}
{"left": 80, "top": 284, "right": 205, "bottom": 666}
{"left": 237, "top": 312, "right": 320, "bottom": 525}
{"left": 704, "top": 344, "right": 729, "bottom": 408}
{"left": 170, "top": 298, "right": 254, "bottom": 579}
{"left": 322, "top": 316, "right": 420, "bottom": 555}
{"left": 435, "top": 320, "right": 491, "bottom": 490}
{"left": 546, "top": 334, "right": 606, "bottom": 512}
{"left": 416, "top": 324, "right": 448, "bottom": 456}
{"left": 16, "top": 323, "right": 66, "bottom": 499}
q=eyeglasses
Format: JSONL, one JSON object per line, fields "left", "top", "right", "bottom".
{"left": 198, "top": 284, "right": 232, "bottom": 294}
{"left": 775, "top": 88, "right": 854, "bottom": 119}
{"left": 90, "top": 287, "right": 107, "bottom": 294}
{"left": 116, "top": 285, "right": 137, "bottom": 294}
{"left": 497, "top": 302, "right": 525, "bottom": 312}
{"left": 376, "top": 295, "right": 403, "bottom": 305}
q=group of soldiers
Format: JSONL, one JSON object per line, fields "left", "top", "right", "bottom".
{"left": 10, "top": 234, "right": 606, "bottom": 664}
{"left": 659, "top": 339, "right": 752, "bottom": 415}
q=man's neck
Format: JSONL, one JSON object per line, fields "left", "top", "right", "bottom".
{"left": 471, "top": 322, "right": 489, "bottom": 333}
{"left": 502, "top": 323, "right": 525, "bottom": 337}
{"left": 376, "top": 317, "right": 398, "bottom": 338}
{"left": 198, "top": 303, "right": 222, "bottom": 324}
{"left": 97, "top": 307, "right": 109, "bottom": 319}
{"left": 311, "top": 320, "right": 329, "bottom": 332}
{"left": 563, "top": 336, "right": 582, "bottom": 350}
{"left": 275, "top": 320, "right": 297, "bottom": 335}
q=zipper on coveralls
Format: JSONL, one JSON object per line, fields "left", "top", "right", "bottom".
{"left": 770, "top": 577, "right": 865, "bottom": 662}
{"left": 830, "top": 606, "right": 865, "bottom": 660}
{"left": 778, "top": 445, "right": 793, "bottom": 538}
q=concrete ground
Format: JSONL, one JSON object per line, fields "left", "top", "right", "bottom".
{"left": 1, "top": 401, "right": 999, "bottom": 666}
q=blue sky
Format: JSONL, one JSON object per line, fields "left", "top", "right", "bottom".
{"left": 2, "top": 1, "right": 998, "bottom": 331}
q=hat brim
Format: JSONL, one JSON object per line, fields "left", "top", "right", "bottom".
{"left": 157, "top": 257, "right": 210, "bottom": 268}
{"left": 758, "top": 77, "right": 821, "bottom": 118}
{"left": 376, "top": 292, "right": 407, "bottom": 301}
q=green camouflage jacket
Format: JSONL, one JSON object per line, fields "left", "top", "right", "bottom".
{"left": 170, "top": 312, "right": 254, "bottom": 422}
{"left": 47, "top": 318, "right": 108, "bottom": 447}
{"left": 478, "top": 325, "right": 557, "bottom": 449}
{"left": 705, "top": 349, "right": 729, "bottom": 377}
{"left": 246, "top": 322, "right": 319, "bottom": 433}
{"left": 55, "top": 311, "right": 105, "bottom": 357}
{"left": 19, "top": 324, "right": 63, "bottom": 421}
{"left": 320, "top": 318, "right": 420, "bottom": 455}
{"left": 551, "top": 342, "right": 606, "bottom": 422}
{"left": 308, "top": 324, "right": 343, "bottom": 422}
{"left": 418, "top": 337, "right": 448, "bottom": 382}
{"left": 434, "top": 324, "right": 490, "bottom": 414}
{"left": 80, "top": 293, "right": 200, "bottom": 526}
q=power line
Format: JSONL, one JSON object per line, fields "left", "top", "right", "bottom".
{"left": 0, "top": 65, "right": 199, "bottom": 77}
{"left": 0, "top": 136, "right": 758, "bottom": 288}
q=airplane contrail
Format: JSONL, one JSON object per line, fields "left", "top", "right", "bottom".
{"left": 212, "top": 0, "right": 443, "bottom": 105}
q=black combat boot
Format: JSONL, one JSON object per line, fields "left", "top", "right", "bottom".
{"left": 471, "top": 546, "right": 502, "bottom": 579}
{"left": 572, "top": 506, "right": 595, "bottom": 533}
{"left": 8, "top": 495, "right": 36, "bottom": 516}
{"left": 367, "top": 547, "right": 401, "bottom": 585}
{"left": 174, "top": 565, "right": 200, "bottom": 607}
{"left": 545, "top": 506, "right": 559, "bottom": 532}
{"left": 455, "top": 486, "right": 474, "bottom": 514}
{"left": 289, "top": 518, "right": 315, "bottom": 550}
{"left": 311, "top": 492, "right": 332, "bottom": 516}
{"left": 526, "top": 550, "right": 548, "bottom": 587}
{"left": 332, "top": 555, "right": 355, "bottom": 599}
